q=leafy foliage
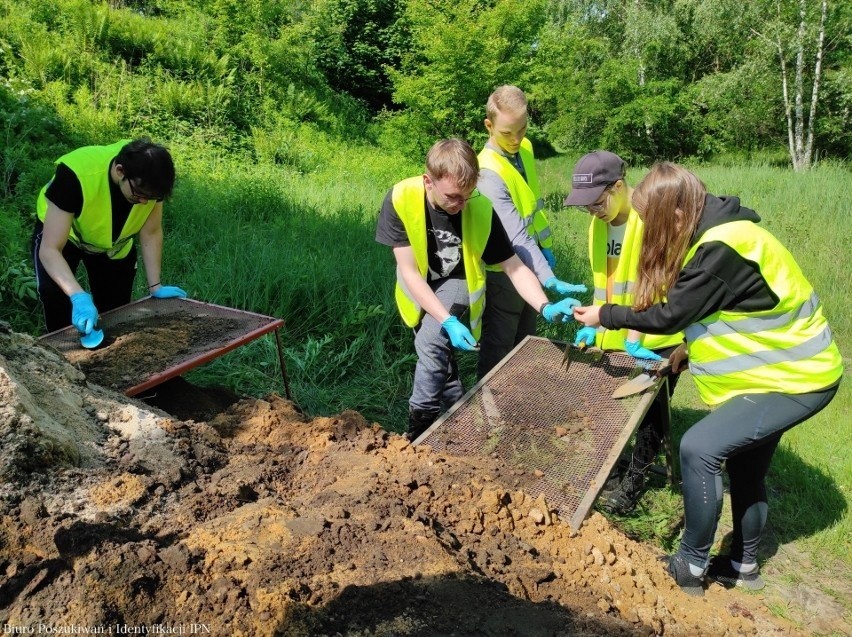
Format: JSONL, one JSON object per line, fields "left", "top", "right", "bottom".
{"left": 309, "top": 0, "right": 409, "bottom": 111}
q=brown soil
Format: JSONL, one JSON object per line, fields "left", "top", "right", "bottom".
{"left": 62, "top": 310, "right": 242, "bottom": 391}
{"left": 0, "top": 324, "right": 817, "bottom": 636}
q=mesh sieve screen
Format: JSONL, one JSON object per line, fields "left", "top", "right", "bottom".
{"left": 39, "top": 297, "right": 283, "bottom": 396}
{"left": 416, "top": 336, "right": 663, "bottom": 529}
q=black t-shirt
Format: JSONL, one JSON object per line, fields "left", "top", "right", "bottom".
{"left": 375, "top": 189, "right": 514, "bottom": 282}
{"left": 43, "top": 162, "right": 134, "bottom": 243}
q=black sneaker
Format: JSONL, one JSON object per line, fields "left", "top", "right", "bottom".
{"left": 707, "top": 556, "right": 765, "bottom": 591}
{"left": 406, "top": 408, "right": 440, "bottom": 442}
{"left": 664, "top": 553, "right": 705, "bottom": 597}
{"left": 598, "top": 471, "right": 645, "bottom": 515}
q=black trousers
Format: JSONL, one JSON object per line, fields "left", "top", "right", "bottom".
{"left": 477, "top": 270, "right": 539, "bottom": 379}
{"left": 678, "top": 382, "right": 838, "bottom": 568}
{"left": 32, "top": 223, "right": 137, "bottom": 333}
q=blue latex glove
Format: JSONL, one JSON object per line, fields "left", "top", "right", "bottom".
{"left": 70, "top": 291, "right": 98, "bottom": 335}
{"left": 574, "top": 326, "right": 597, "bottom": 347}
{"left": 540, "top": 247, "right": 557, "bottom": 268}
{"left": 625, "top": 339, "right": 663, "bottom": 361}
{"left": 441, "top": 316, "right": 478, "bottom": 351}
{"left": 541, "top": 297, "right": 581, "bottom": 324}
{"left": 544, "top": 277, "right": 588, "bottom": 296}
{"left": 151, "top": 285, "right": 188, "bottom": 299}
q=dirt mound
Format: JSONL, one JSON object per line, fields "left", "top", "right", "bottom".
{"left": 0, "top": 327, "right": 801, "bottom": 636}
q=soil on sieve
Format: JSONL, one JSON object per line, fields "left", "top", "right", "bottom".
{"left": 62, "top": 310, "right": 242, "bottom": 391}
{"left": 0, "top": 327, "right": 822, "bottom": 636}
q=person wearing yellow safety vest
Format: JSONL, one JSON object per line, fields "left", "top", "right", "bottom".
{"left": 33, "top": 138, "right": 186, "bottom": 335}
{"left": 564, "top": 150, "right": 684, "bottom": 515}
{"left": 376, "top": 139, "right": 584, "bottom": 441}
{"left": 574, "top": 163, "right": 842, "bottom": 597}
{"left": 476, "top": 85, "right": 586, "bottom": 379}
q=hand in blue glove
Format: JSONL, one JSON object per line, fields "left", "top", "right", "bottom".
{"left": 625, "top": 339, "right": 663, "bottom": 361}
{"left": 574, "top": 326, "right": 597, "bottom": 347}
{"left": 151, "top": 285, "right": 188, "bottom": 299}
{"left": 540, "top": 247, "right": 557, "bottom": 268}
{"left": 70, "top": 291, "right": 99, "bottom": 335}
{"left": 544, "top": 277, "right": 588, "bottom": 296}
{"left": 441, "top": 316, "right": 478, "bottom": 351}
{"left": 541, "top": 297, "right": 581, "bottom": 324}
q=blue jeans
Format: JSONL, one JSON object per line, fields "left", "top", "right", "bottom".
{"left": 678, "top": 383, "right": 839, "bottom": 567}
{"left": 409, "top": 277, "right": 470, "bottom": 413}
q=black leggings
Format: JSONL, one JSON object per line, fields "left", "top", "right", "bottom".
{"left": 678, "top": 383, "right": 839, "bottom": 567}
{"left": 32, "top": 224, "right": 138, "bottom": 333}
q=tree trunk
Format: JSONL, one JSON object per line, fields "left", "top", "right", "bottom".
{"left": 803, "top": 0, "right": 828, "bottom": 166}
{"left": 781, "top": 0, "right": 828, "bottom": 172}
{"left": 793, "top": 0, "right": 806, "bottom": 166}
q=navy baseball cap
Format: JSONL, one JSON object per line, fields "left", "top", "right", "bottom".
{"left": 563, "top": 151, "right": 626, "bottom": 206}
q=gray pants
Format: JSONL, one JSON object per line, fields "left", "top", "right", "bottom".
{"left": 409, "top": 277, "right": 470, "bottom": 413}
{"left": 477, "top": 270, "right": 538, "bottom": 379}
{"left": 678, "top": 382, "right": 839, "bottom": 568}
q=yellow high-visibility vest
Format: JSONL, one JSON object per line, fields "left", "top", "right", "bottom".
{"left": 478, "top": 139, "right": 551, "bottom": 274}
{"left": 684, "top": 220, "right": 842, "bottom": 405}
{"left": 37, "top": 140, "right": 156, "bottom": 259}
{"left": 391, "top": 176, "right": 492, "bottom": 338}
{"left": 590, "top": 208, "right": 683, "bottom": 351}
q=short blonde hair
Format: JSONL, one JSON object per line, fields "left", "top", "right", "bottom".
{"left": 486, "top": 85, "right": 528, "bottom": 122}
{"left": 425, "top": 139, "right": 479, "bottom": 192}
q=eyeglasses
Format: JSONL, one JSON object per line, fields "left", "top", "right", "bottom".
{"left": 125, "top": 177, "right": 163, "bottom": 202}
{"left": 433, "top": 184, "right": 480, "bottom": 207}
{"left": 586, "top": 185, "right": 614, "bottom": 214}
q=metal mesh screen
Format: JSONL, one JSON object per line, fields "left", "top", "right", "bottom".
{"left": 416, "top": 336, "right": 663, "bottom": 529}
{"left": 39, "top": 297, "right": 283, "bottom": 396}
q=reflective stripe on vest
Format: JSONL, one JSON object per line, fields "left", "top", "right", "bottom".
{"left": 589, "top": 209, "right": 682, "bottom": 351}
{"left": 478, "top": 138, "right": 552, "bottom": 268}
{"left": 391, "top": 176, "right": 492, "bottom": 338}
{"left": 684, "top": 220, "right": 842, "bottom": 405}
{"left": 36, "top": 140, "right": 156, "bottom": 260}
{"left": 685, "top": 292, "right": 821, "bottom": 342}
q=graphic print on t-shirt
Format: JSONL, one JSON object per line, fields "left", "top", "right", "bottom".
{"left": 429, "top": 228, "right": 461, "bottom": 279}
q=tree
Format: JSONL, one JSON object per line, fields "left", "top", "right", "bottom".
{"left": 309, "top": 0, "right": 409, "bottom": 111}
{"left": 754, "top": 0, "right": 830, "bottom": 170}
{"left": 530, "top": 2, "right": 699, "bottom": 161}
{"left": 386, "top": 0, "right": 547, "bottom": 148}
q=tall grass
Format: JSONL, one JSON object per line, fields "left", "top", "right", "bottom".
{"left": 158, "top": 146, "right": 420, "bottom": 431}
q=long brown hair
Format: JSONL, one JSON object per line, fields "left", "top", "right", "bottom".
{"left": 631, "top": 163, "right": 706, "bottom": 310}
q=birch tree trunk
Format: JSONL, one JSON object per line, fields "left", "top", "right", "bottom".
{"left": 803, "top": 0, "right": 827, "bottom": 165}
{"left": 777, "top": 0, "right": 828, "bottom": 171}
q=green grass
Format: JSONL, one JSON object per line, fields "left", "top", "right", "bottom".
{"left": 165, "top": 144, "right": 421, "bottom": 432}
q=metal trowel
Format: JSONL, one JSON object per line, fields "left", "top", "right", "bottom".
{"left": 611, "top": 363, "right": 671, "bottom": 398}
{"left": 562, "top": 341, "right": 603, "bottom": 370}
{"left": 562, "top": 341, "right": 585, "bottom": 370}
{"left": 80, "top": 326, "right": 105, "bottom": 349}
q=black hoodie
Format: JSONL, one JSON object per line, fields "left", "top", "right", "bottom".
{"left": 600, "top": 194, "right": 780, "bottom": 335}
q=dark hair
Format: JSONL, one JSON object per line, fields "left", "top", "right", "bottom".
{"left": 115, "top": 138, "right": 175, "bottom": 199}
